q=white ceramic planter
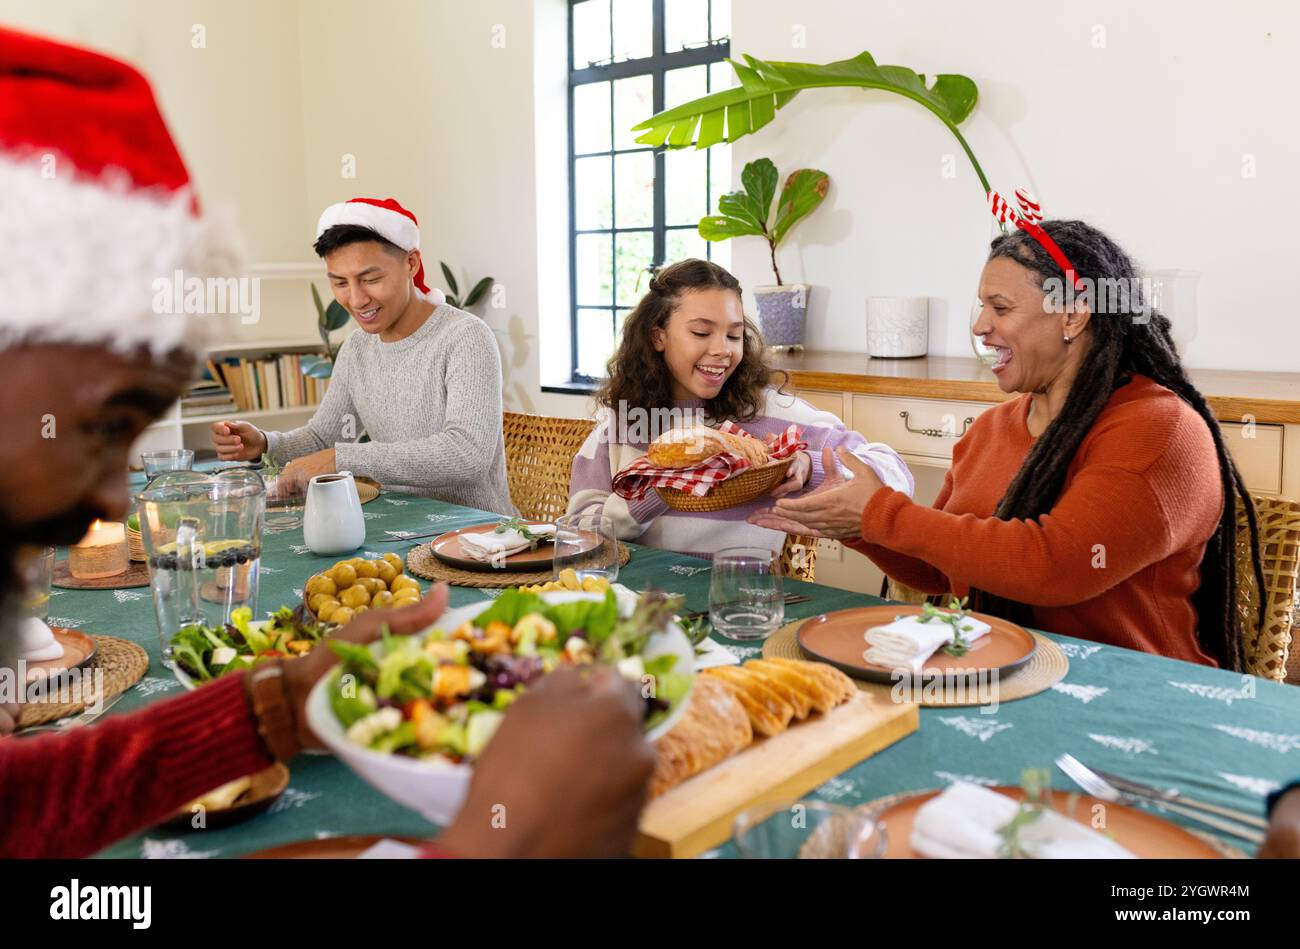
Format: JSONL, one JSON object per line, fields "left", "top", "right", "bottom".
{"left": 866, "top": 296, "right": 929, "bottom": 358}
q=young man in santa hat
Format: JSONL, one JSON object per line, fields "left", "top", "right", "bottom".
{"left": 211, "top": 199, "right": 517, "bottom": 516}
{"left": 0, "top": 26, "right": 651, "bottom": 859}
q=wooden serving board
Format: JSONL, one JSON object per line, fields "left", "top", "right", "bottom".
{"left": 633, "top": 689, "right": 919, "bottom": 858}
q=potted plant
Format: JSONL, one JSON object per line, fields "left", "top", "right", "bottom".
{"left": 698, "top": 157, "right": 828, "bottom": 349}
{"left": 438, "top": 262, "right": 495, "bottom": 311}
{"left": 302, "top": 285, "right": 350, "bottom": 379}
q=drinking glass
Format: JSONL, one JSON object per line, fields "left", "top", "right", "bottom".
{"left": 17, "top": 546, "right": 55, "bottom": 621}
{"left": 141, "top": 449, "right": 195, "bottom": 482}
{"left": 553, "top": 513, "right": 619, "bottom": 583}
{"left": 709, "top": 546, "right": 782, "bottom": 641}
{"left": 261, "top": 470, "right": 305, "bottom": 533}
{"left": 734, "top": 800, "right": 887, "bottom": 859}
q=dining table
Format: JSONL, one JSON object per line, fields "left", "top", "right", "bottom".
{"left": 48, "top": 488, "right": 1299, "bottom": 858}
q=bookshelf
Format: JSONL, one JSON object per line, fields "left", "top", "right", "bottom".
{"left": 130, "top": 264, "right": 352, "bottom": 461}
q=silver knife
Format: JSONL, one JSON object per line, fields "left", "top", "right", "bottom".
{"left": 1091, "top": 767, "right": 1269, "bottom": 831}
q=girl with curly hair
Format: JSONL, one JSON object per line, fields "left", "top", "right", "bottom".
{"left": 568, "top": 258, "right": 912, "bottom": 559}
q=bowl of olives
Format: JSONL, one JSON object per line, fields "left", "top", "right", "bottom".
{"left": 303, "top": 553, "right": 424, "bottom": 625}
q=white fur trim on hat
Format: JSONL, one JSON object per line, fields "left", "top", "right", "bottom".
{"left": 0, "top": 154, "right": 246, "bottom": 358}
{"left": 316, "top": 201, "right": 419, "bottom": 251}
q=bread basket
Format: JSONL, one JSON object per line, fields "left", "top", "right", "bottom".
{"left": 655, "top": 456, "right": 794, "bottom": 512}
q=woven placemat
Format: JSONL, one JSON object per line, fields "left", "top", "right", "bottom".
{"left": 53, "top": 558, "right": 150, "bottom": 590}
{"left": 406, "top": 542, "right": 632, "bottom": 588}
{"left": 854, "top": 790, "right": 1246, "bottom": 859}
{"left": 18, "top": 635, "right": 150, "bottom": 728}
{"left": 761, "top": 619, "right": 1068, "bottom": 707}
{"left": 357, "top": 479, "right": 380, "bottom": 504}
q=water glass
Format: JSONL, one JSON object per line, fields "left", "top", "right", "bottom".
{"left": 141, "top": 449, "right": 195, "bottom": 481}
{"left": 17, "top": 546, "right": 55, "bottom": 621}
{"left": 553, "top": 513, "right": 619, "bottom": 583}
{"left": 261, "top": 471, "right": 305, "bottom": 533}
{"left": 733, "top": 800, "right": 886, "bottom": 859}
{"left": 709, "top": 546, "right": 783, "bottom": 641}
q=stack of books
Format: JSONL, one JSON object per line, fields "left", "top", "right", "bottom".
{"left": 204, "top": 353, "right": 331, "bottom": 414}
{"left": 181, "top": 378, "right": 238, "bottom": 418}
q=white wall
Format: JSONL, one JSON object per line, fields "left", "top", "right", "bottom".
{"left": 726, "top": 0, "right": 1299, "bottom": 370}
{"left": 8, "top": 0, "right": 1293, "bottom": 404}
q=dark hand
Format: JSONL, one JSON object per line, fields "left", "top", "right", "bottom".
{"left": 438, "top": 666, "right": 656, "bottom": 858}
{"left": 281, "top": 584, "right": 451, "bottom": 751}
{"left": 1259, "top": 787, "right": 1300, "bottom": 858}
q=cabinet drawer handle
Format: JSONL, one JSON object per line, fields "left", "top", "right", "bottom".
{"left": 898, "top": 411, "right": 974, "bottom": 439}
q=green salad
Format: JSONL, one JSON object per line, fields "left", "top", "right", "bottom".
{"left": 170, "top": 605, "right": 335, "bottom": 682}
{"left": 327, "top": 588, "right": 692, "bottom": 763}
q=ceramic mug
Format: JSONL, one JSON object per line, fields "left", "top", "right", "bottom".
{"left": 303, "top": 470, "right": 366, "bottom": 555}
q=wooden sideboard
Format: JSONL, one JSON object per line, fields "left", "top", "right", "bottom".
{"left": 771, "top": 351, "right": 1300, "bottom": 595}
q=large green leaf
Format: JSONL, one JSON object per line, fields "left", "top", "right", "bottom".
{"left": 440, "top": 262, "right": 459, "bottom": 297}
{"left": 741, "top": 157, "right": 779, "bottom": 225}
{"left": 698, "top": 214, "right": 765, "bottom": 241}
{"left": 464, "top": 276, "right": 494, "bottom": 308}
{"left": 323, "top": 300, "right": 351, "bottom": 332}
{"left": 300, "top": 354, "right": 334, "bottom": 379}
{"left": 631, "top": 50, "right": 988, "bottom": 193}
{"left": 773, "top": 168, "right": 829, "bottom": 246}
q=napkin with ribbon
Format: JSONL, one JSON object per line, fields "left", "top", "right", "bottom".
{"left": 864, "top": 612, "right": 991, "bottom": 674}
{"left": 613, "top": 421, "right": 806, "bottom": 500}
{"left": 459, "top": 523, "right": 556, "bottom": 567}
{"left": 910, "top": 782, "right": 1136, "bottom": 859}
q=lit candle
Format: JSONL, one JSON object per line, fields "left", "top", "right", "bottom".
{"left": 69, "top": 519, "right": 129, "bottom": 579}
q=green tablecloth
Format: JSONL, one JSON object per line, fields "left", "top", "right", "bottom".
{"left": 50, "top": 491, "right": 1297, "bottom": 858}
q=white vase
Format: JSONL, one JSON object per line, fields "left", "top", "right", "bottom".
{"left": 866, "top": 296, "right": 928, "bottom": 358}
{"left": 303, "top": 471, "right": 366, "bottom": 555}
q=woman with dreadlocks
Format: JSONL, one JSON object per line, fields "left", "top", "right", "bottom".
{"left": 750, "top": 220, "right": 1264, "bottom": 670}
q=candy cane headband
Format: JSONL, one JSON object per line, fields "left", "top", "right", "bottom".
{"left": 987, "top": 187, "right": 1083, "bottom": 291}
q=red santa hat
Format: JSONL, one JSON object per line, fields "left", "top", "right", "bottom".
{"left": 315, "top": 197, "right": 446, "bottom": 306}
{"left": 0, "top": 27, "right": 242, "bottom": 357}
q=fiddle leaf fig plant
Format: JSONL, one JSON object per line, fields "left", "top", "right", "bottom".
{"left": 699, "top": 157, "right": 828, "bottom": 286}
{"left": 632, "top": 49, "right": 988, "bottom": 195}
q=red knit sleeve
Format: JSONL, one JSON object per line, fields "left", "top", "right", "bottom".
{"left": 856, "top": 465, "right": 1178, "bottom": 607}
{"left": 0, "top": 672, "right": 272, "bottom": 858}
{"left": 845, "top": 468, "right": 954, "bottom": 594}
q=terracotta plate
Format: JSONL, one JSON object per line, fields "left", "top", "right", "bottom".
{"left": 162, "top": 763, "right": 290, "bottom": 830}
{"left": 24, "top": 629, "right": 97, "bottom": 685}
{"left": 429, "top": 522, "right": 591, "bottom": 572}
{"left": 244, "top": 834, "right": 428, "bottom": 859}
{"left": 797, "top": 605, "right": 1036, "bottom": 683}
{"left": 862, "top": 787, "right": 1225, "bottom": 859}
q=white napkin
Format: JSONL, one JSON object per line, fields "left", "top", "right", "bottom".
{"left": 356, "top": 838, "right": 423, "bottom": 859}
{"left": 17, "top": 616, "right": 64, "bottom": 662}
{"left": 910, "top": 782, "right": 1135, "bottom": 859}
{"left": 864, "top": 613, "right": 991, "bottom": 674}
{"left": 460, "top": 524, "right": 555, "bottom": 565}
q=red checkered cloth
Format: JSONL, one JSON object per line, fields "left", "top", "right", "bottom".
{"left": 613, "top": 422, "right": 807, "bottom": 500}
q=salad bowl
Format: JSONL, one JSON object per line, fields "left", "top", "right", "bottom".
{"left": 306, "top": 587, "right": 694, "bottom": 825}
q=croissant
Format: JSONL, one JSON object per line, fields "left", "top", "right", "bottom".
{"left": 646, "top": 425, "right": 770, "bottom": 469}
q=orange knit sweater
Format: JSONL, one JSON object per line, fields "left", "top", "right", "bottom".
{"left": 847, "top": 374, "right": 1224, "bottom": 666}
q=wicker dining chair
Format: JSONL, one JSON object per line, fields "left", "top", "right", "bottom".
{"left": 1236, "top": 493, "right": 1300, "bottom": 683}
{"left": 501, "top": 411, "right": 818, "bottom": 582}
{"left": 501, "top": 412, "right": 597, "bottom": 523}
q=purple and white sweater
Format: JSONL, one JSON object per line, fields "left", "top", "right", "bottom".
{"left": 567, "top": 388, "right": 914, "bottom": 559}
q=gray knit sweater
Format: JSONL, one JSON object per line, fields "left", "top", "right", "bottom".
{"left": 262, "top": 304, "right": 516, "bottom": 516}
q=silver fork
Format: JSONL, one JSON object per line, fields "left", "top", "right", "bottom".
{"left": 1089, "top": 766, "right": 1268, "bottom": 831}
{"left": 15, "top": 690, "right": 126, "bottom": 737}
{"left": 1055, "top": 754, "right": 1264, "bottom": 844}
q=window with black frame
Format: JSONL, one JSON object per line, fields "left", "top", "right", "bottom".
{"left": 567, "top": 0, "right": 732, "bottom": 384}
